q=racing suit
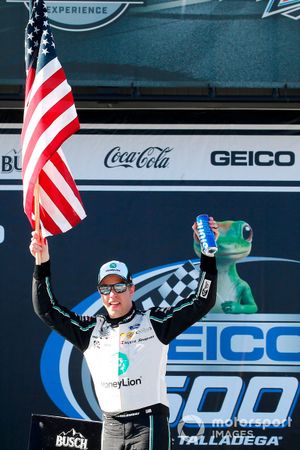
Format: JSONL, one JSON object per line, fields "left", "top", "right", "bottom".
{"left": 32, "top": 254, "right": 217, "bottom": 449}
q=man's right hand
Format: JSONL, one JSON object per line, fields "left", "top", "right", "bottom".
{"left": 29, "top": 231, "right": 50, "bottom": 264}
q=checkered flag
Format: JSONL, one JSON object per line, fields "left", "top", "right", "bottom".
{"left": 141, "top": 261, "right": 199, "bottom": 309}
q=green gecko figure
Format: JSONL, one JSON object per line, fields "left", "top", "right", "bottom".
{"left": 194, "top": 220, "right": 258, "bottom": 314}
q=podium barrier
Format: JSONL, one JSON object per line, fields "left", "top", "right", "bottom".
{"left": 28, "top": 414, "right": 102, "bottom": 450}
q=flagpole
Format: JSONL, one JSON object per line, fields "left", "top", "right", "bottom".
{"left": 34, "top": 180, "right": 42, "bottom": 265}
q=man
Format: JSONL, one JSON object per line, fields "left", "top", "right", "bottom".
{"left": 30, "top": 217, "right": 218, "bottom": 450}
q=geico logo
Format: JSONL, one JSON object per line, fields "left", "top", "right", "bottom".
{"left": 168, "top": 325, "right": 300, "bottom": 363}
{"left": 167, "top": 375, "right": 298, "bottom": 428}
{"left": 0, "top": 226, "right": 4, "bottom": 244}
{"left": 210, "top": 150, "right": 295, "bottom": 166}
{"left": 55, "top": 435, "right": 88, "bottom": 449}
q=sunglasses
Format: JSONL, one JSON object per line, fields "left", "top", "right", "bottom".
{"left": 98, "top": 282, "right": 130, "bottom": 295}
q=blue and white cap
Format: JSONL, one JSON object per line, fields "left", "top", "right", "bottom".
{"left": 98, "top": 260, "right": 132, "bottom": 284}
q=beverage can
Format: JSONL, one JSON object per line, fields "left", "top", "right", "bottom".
{"left": 196, "top": 214, "right": 218, "bottom": 256}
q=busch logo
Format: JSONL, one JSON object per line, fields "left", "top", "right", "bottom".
{"left": 1, "top": 149, "right": 22, "bottom": 173}
{"left": 104, "top": 146, "right": 171, "bottom": 169}
{"left": 56, "top": 428, "right": 88, "bottom": 449}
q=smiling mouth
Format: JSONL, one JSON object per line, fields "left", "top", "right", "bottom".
{"left": 109, "top": 301, "right": 120, "bottom": 307}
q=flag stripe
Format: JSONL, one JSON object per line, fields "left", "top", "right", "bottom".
{"left": 25, "top": 57, "right": 62, "bottom": 114}
{"left": 41, "top": 155, "right": 86, "bottom": 220}
{"left": 51, "top": 149, "right": 84, "bottom": 206}
{"left": 39, "top": 186, "right": 73, "bottom": 234}
{"left": 23, "top": 105, "right": 78, "bottom": 194}
{"left": 24, "top": 115, "right": 79, "bottom": 217}
{"left": 24, "top": 66, "right": 36, "bottom": 100}
{"left": 39, "top": 204, "right": 64, "bottom": 236}
{"left": 39, "top": 170, "right": 82, "bottom": 228}
{"left": 22, "top": 87, "right": 75, "bottom": 170}
{"left": 22, "top": 66, "right": 66, "bottom": 145}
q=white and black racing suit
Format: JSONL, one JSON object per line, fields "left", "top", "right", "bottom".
{"left": 32, "top": 254, "right": 217, "bottom": 450}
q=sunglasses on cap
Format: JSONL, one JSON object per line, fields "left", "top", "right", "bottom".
{"left": 97, "top": 282, "right": 131, "bottom": 295}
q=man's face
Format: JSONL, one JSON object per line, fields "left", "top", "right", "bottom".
{"left": 99, "top": 274, "right": 135, "bottom": 319}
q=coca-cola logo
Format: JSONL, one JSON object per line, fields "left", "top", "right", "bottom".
{"left": 104, "top": 147, "right": 172, "bottom": 169}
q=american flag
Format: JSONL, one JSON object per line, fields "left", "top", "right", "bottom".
{"left": 22, "top": 0, "right": 86, "bottom": 237}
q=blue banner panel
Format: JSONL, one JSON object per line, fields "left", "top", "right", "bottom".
{"left": 1, "top": 118, "right": 300, "bottom": 449}
{"left": 0, "top": 0, "right": 299, "bottom": 87}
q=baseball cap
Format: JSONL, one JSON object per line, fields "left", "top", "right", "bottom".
{"left": 98, "top": 260, "right": 132, "bottom": 284}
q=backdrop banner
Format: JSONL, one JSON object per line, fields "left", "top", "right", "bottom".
{"left": 1, "top": 0, "right": 300, "bottom": 88}
{"left": 0, "top": 120, "right": 300, "bottom": 449}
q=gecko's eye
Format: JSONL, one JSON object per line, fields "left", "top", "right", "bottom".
{"left": 242, "top": 223, "right": 253, "bottom": 242}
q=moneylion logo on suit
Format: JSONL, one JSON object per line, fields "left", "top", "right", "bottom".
{"left": 19, "top": 0, "right": 145, "bottom": 32}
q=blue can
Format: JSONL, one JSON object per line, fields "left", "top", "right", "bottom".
{"left": 196, "top": 214, "right": 218, "bottom": 256}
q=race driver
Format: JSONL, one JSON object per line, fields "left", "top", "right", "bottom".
{"left": 30, "top": 217, "right": 219, "bottom": 450}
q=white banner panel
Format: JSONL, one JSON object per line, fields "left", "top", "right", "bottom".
{"left": 1, "top": 124, "right": 300, "bottom": 189}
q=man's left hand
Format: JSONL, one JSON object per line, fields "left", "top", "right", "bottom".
{"left": 192, "top": 216, "right": 219, "bottom": 242}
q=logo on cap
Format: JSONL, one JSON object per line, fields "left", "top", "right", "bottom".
{"left": 110, "top": 263, "right": 117, "bottom": 269}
